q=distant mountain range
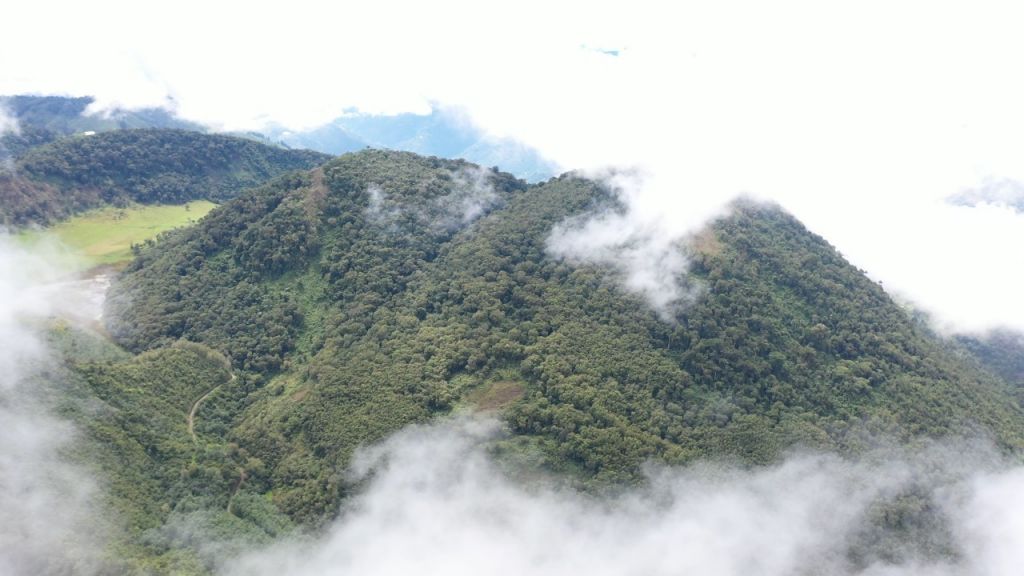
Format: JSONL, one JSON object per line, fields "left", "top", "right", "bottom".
{"left": 1, "top": 95, "right": 558, "bottom": 182}
{"left": 264, "top": 109, "right": 558, "bottom": 182}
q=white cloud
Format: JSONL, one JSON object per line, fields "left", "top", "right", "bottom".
{"left": 0, "top": 236, "right": 107, "bottom": 575}
{"left": 3, "top": 0, "right": 1024, "bottom": 331}
{"left": 956, "top": 467, "right": 1024, "bottom": 576}
{"left": 949, "top": 177, "right": 1024, "bottom": 213}
{"left": 225, "top": 419, "right": 1024, "bottom": 576}
{"left": 448, "top": 165, "right": 500, "bottom": 225}
{"left": 546, "top": 170, "right": 710, "bottom": 317}
{"left": 0, "top": 103, "right": 18, "bottom": 170}
{"left": 367, "top": 166, "right": 501, "bottom": 232}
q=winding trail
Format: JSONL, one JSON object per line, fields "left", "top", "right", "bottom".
{"left": 187, "top": 370, "right": 247, "bottom": 512}
{"left": 187, "top": 372, "right": 235, "bottom": 443}
{"left": 187, "top": 386, "right": 219, "bottom": 443}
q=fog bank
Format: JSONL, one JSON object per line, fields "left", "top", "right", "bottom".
{"left": 225, "top": 419, "right": 1024, "bottom": 576}
{"left": 0, "top": 237, "right": 106, "bottom": 575}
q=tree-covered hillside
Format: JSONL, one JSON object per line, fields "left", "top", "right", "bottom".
{"left": 107, "top": 149, "right": 1024, "bottom": 526}
{"left": 0, "top": 129, "right": 330, "bottom": 226}
{"left": 48, "top": 329, "right": 288, "bottom": 574}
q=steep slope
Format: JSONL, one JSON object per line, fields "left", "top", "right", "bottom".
{"left": 0, "top": 129, "right": 330, "bottom": 226}
{"left": 108, "top": 151, "right": 525, "bottom": 372}
{"left": 47, "top": 327, "right": 289, "bottom": 574}
{"left": 107, "top": 149, "right": 1024, "bottom": 524}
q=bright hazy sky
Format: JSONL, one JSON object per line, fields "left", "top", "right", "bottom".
{"left": 3, "top": 0, "right": 1024, "bottom": 333}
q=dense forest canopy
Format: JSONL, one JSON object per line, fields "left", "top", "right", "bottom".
{"left": 2, "top": 119, "right": 1019, "bottom": 573}
{"left": 0, "top": 142, "right": 1011, "bottom": 573}
{"left": 106, "top": 149, "right": 1024, "bottom": 528}
{"left": 5, "top": 4, "right": 1024, "bottom": 572}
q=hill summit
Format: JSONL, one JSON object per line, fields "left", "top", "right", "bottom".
{"left": 107, "top": 149, "right": 1024, "bottom": 522}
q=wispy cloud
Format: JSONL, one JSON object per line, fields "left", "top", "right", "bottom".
{"left": 447, "top": 165, "right": 501, "bottom": 225}
{"left": 0, "top": 103, "right": 18, "bottom": 172}
{"left": 546, "top": 169, "right": 712, "bottom": 318}
{"left": 0, "top": 104, "right": 20, "bottom": 136}
{"left": 366, "top": 166, "right": 502, "bottom": 233}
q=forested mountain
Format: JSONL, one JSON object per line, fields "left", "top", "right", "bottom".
{"left": 1, "top": 94, "right": 557, "bottom": 183}
{"left": 0, "top": 129, "right": 330, "bottom": 226}
{"left": 0, "top": 95, "right": 204, "bottom": 159}
{"left": 103, "top": 148, "right": 1024, "bottom": 541}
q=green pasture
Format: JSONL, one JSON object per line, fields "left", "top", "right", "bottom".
{"left": 20, "top": 201, "right": 217, "bottom": 268}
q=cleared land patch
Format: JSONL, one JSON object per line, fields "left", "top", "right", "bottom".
{"left": 466, "top": 380, "right": 526, "bottom": 412}
{"left": 19, "top": 201, "right": 217, "bottom": 267}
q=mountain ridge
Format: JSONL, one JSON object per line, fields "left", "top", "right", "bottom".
{"left": 105, "top": 149, "right": 1024, "bottom": 525}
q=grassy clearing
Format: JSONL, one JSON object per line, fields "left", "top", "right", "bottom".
{"left": 20, "top": 201, "right": 217, "bottom": 268}
{"left": 465, "top": 380, "right": 526, "bottom": 412}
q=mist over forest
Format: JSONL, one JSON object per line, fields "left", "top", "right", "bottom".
{"left": 4, "top": 2, "right": 1024, "bottom": 575}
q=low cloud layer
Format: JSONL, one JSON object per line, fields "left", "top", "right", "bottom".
{"left": 0, "top": 237, "right": 106, "bottom": 575}
{"left": 225, "top": 419, "right": 1024, "bottom": 576}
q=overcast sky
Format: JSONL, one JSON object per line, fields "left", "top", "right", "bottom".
{"left": 3, "top": 0, "right": 1024, "bottom": 333}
